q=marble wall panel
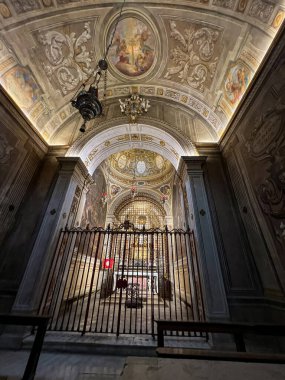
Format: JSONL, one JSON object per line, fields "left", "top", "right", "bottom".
{"left": 222, "top": 38, "right": 285, "bottom": 297}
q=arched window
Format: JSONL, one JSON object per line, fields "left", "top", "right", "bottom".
{"left": 115, "top": 196, "right": 166, "bottom": 228}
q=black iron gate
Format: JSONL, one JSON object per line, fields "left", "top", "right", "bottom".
{"left": 39, "top": 223, "right": 205, "bottom": 336}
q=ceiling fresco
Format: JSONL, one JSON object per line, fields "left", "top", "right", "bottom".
{"left": 0, "top": 0, "right": 284, "bottom": 152}
{"left": 100, "top": 148, "right": 175, "bottom": 211}
{"left": 108, "top": 16, "right": 156, "bottom": 77}
{"left": 107, "top": 149, "right": 173, "bottom": 180}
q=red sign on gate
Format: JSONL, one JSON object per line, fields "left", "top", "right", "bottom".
{"left": 102, "top": 258, "right": 114, "bottom": 269}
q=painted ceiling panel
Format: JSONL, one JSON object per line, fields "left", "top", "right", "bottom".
{"left": 0, "top": 0, "right": 284, "bottom": 146}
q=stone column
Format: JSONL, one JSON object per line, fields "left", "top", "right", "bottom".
{"left": 13, "top": 157, "right": 92, "bottom": 313}
{"left": 182, "top": 156, "right": 229, "bottom": 321}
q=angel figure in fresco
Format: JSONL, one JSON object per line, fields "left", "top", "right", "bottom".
{"left": 116, "top": 38, "right": 130, "bottom": 64}
{"left": 111, "top": 21, "right": 154, "bottom": 76}
{"left": 225, "top": 66, "right": 249, "bottom": 105}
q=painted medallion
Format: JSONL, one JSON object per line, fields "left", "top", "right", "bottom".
{"left": 108, "top": 17, "right": 155, "bottom": 77}
{"left": 224, "top": 61, "right": 251, "bottom": 106}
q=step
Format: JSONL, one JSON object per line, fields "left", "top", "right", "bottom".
{"left": 22, "top": 332, "right": 210, "bottom": 357}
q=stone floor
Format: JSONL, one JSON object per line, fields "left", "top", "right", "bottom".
{"left": 0, "top": 350, "right": 284, "bottom": 380}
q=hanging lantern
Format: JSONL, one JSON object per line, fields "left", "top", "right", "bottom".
{"left": 71, "top": 85, "right": 103, "bottom": 133}
{"left": 70, "top": 0, "right": 126, "bottom": 133}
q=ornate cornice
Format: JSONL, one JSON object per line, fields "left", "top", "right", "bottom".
{"left": 0, "top": 87, "right": 48, "bottom": 155}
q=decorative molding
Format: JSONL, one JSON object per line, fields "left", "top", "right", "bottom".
{"left": 0, "top": 87, "right": 48, "bottom": 156}
{"left": 165, "top": 20, "right": 221, "bottom": 93}
{"left": 37, "top": 22, "right": 94, "bottom": 95}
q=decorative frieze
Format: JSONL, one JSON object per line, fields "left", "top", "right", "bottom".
{"left": 36, "top": 22, "right": 94, "bottom": 95}
{"left": 164, "top": 20, "right": 222, "bottom": 93}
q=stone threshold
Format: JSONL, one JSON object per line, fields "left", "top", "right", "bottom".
{"left": 22, "top": 331, "right": 210, "bottom": 357}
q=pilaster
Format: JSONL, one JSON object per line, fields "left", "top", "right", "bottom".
{"left": 13, "top": 157, "right": 92, "bottom": 313}
{"left": 182, "top": 156, "right": 230, "bottom": 321}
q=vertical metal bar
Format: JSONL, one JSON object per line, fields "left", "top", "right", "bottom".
{"left": 134, "top": 230, "right": 140, "bottom": 334}
{"left": 174, "top": 231, "right": 183, "bottom": 321}
{"left": 111, "top": 230, "right": 123, "bottom": 334}
{"left": 140, "top": 229, "right": 144, "bottom": 334}
{"left": 82, "top": 230, "right": 102, "bottom": 334}
{"left": 76, "top": 231, "right": 93, "bottom": 331}
{"left": 145, "top": 230, "right": 149, "bottom": 334}
{"left": 38, "top": 228, "right": 65, "bottom": 315}
{"left": 157, "top": 323, "right": 164, "bottom": 348}
{"left": 116, "top": 231, "right": 127, "bottom": 337}
{"left": 180, "top": 232, "right": 190, "bottom": 321}
{"left": 190, "top": 231, "right": 206, "bottom": 321}
{"left": 58, "top": 230, "right": 82, "bottom": 330}
{"left": 94, "top": 230, "right": 108, "bottom": 332}
{"left": 111, "top": 232, "right": 121, "bottom": 333}
{"left": 156, "top": 231, "right": 161, "bottom": 323}
{"left": 69, "top": 231, "right": 89, "bottom": 331}
{"left": 234, "top": 333, "right": 246, "bottom": 352}
{"left": 123, "top": 230, "right": 132, "bottom": 334}
{"left": 52, "top": 231, "right": 78, "bottom": 330}
{"left": 185, "top": 231, "right": 199, "bottom": 337}
{"left": 150, "top": 233, "right": 155, "bottom": 338}
{"left": 169, "top": 231, "right": 177, "bottom": 322}
{"left": 90, "top": 229, "right": 105, "bottom": 332}
{"left": 46, "top": 230, "right": 73, "bottom": 329}
{"left": 160, "top": 230, "right": 166, "bottom": 321}
{"left": 99, "top": 228, "right": 112, "bottom": 333}
{"left": 62, "top": 230, "right": 84, "bottom": 330}
{"left": 78, "top": 230, "right": 97, "bottom": 332}
{"left": 129, "top": 232, "right": 135, "bottom": 334}
{"left": 105, "top": 230, "right": 116, "bottom": 333}
{"left": 42, "top": 230, "right": 67, "bottom": 319}
{"left": 22, "top": 319, "right": 48, "bottom": 380}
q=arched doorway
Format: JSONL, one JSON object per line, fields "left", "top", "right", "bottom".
{"left": 39, "top": 149, "right": 205, "bottom": 335}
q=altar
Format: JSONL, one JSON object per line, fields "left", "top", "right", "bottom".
{"left": 113, "top": 270, "right": 158, "bottom": 294}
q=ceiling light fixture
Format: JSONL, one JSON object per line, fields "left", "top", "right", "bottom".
{"left": 119, "top": 92, "right": 151, "bottom": 124}
{"left": 71, "top": 0, "right": 126, "bottom": 132}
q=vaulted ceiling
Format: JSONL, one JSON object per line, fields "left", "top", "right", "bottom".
{"left": 0, "top": 0, "right": 284, "bottom": 153}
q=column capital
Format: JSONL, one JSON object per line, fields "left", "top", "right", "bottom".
{"left": 57, "top": 156, "right": 88, "bottom": 175}
{"left": 57, "top": 157, "right": 93, "bottom": 187}
{"left": 181, "top": 156, "right": 207, "bottom": 173}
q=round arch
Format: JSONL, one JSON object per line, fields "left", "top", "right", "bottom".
{"left": 107, "top": 188, "right": 171, "bottom": 217}
{"left": 66, "top": 123, "right": 198, "bottom": 174}
{"left": 109, "top": 192, "right": 169, "bottom": 229}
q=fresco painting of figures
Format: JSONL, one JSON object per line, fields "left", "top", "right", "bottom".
{"left": 109, "top": 17, "right": 155, "bottom": 77}
{"left": 225, "top": 61, "right": 251, "bottom": 106}
{"left": 2, "top": 65, "right": 41, "bottom": 110}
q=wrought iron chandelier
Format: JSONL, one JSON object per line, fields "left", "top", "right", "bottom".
{"left": 119, "top": 93, "right": 151, "bottom": 124}
{"left": 71, "top": 0, "right": 126, "bottom": 133}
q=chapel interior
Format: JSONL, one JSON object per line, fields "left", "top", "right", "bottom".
{"left": 0, "top": 0, "right": 285, "bottom": 378}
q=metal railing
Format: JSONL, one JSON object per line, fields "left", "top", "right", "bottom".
{"left": 0, "top": 314, "right": 49, "bottom": 380}
{"left": 39, "top": 223, "right": 205, "bottom": 337}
